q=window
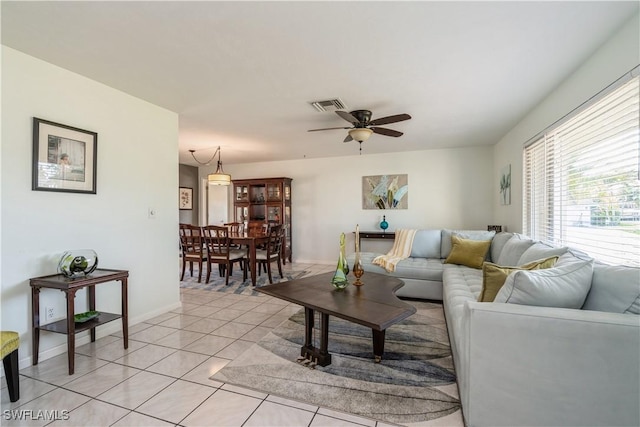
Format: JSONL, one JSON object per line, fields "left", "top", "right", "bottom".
{"left": 524, "top": 68, "right": 639, "bottom": 267}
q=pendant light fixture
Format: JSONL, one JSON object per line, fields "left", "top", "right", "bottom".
{"left": 189, "top": 147, "right": 231, "bottom": 185}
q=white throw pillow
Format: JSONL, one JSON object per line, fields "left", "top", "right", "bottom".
{"left": 496, "top": 235, "right": 536, "bottom": 266}
{"left": 494, "top": 254, "right": 594, "bottom": 308}
{"left": 490, "top": 232, "right": 514, "bottom": 263}
{"left": 410, "top": 229, "right": 442, "bottom": 258}
{"left": 517, "top": 242, "right": 568, "bottom": 265}
{"left": 582, "top": 262, "right": 640, "bottom": 314}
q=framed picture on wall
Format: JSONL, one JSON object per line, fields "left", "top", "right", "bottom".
{"left": 500, "top": 164, "right": 511, "bottom": 205}
{"left": 179, "top": 187, "right": 193, "bottom": 210}
{"left": 32, "top": 118, "right": 98, "bottom": 194}
{"left": 362, "top": 174, "right": 408, "bottom": 209}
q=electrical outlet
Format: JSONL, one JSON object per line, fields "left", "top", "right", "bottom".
{"left": 45, "top": 306, "right": 55, "bottom": 321}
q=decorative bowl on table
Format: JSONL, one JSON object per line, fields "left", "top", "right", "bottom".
{"left": 74, "top": 310, "right": 100, "bottom": 323}
{"left": 58, "top": 249, "right": 99, "bottom": 278}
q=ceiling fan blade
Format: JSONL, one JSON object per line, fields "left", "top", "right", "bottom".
{"left": 371, "top": 127, "right": 403, "bottom": 137}
{"left": 335, "top": 110, "right": 359, "bottom": 124}
{"left": 369, "top": 113, "right": 412, "bottom": 126}
{"left": 307, "top": 126, "right": 351, "bottom": 132}
{"left": 343, "top": 134, "right": 353, "bottom": 143}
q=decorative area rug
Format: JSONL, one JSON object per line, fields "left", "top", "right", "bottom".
{"left": 212, "top": 300, "right": 461, "bottom": 425}
{"left": 180, "top": 268, "right": 308, "bottom": 296}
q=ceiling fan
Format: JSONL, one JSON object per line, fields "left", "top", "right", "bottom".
{"left": 308, "top": 110, "right": 412, "bottom": 147}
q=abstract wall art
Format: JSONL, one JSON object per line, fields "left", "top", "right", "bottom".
{"left": 500, "top": 164, "right": 511, "bottom": 205}
{"left": 362, "top": 174, "right": 408, "bottom": 210}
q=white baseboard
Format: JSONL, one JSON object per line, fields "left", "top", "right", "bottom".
{"left": 293, "top": 258, "right": 333, "bottom": 265}
{"left": 11, "top": 301, "right": 182, "bottom": 373}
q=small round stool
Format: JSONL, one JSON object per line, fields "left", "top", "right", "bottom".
{"left": 1, "top": 331, "right": 20, "bottom": 402}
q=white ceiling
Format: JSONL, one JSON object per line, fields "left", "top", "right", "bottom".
{"left": 2, "top": 1, "right": 638, "bottom": 166}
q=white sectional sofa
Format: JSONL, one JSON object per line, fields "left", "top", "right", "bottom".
{"left": 349, "top": 230, "right": 640, "bottom": 427}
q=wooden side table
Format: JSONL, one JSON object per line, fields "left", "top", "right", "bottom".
{"left": 353, "top": 231, "right": 395, "bottom": 250}
{"left": 30, "top": 269, "right": 129, "bottom": 375}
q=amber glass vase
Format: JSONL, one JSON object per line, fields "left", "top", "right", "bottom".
{"left": 352, "top": 252, "right": 364, "bottom": 286}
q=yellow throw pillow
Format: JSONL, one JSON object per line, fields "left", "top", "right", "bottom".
{"left": 478, "top": 256, "right": 559, "bottom": 302}
{"left": 444, "top": 236, "right": 492, "bottom": 269}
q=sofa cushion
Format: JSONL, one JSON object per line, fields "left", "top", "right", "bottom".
{"left": 518, "top": 242, "right": 568, "bottom": 265}
{"left": 393, "top": 257, "right": 445, "bottom": 281}
{"left": 442, "top": 264, "right": 484, "bottom": 358}
{"left": 478, "top": 256, "right": 559, "bottom": 302}
{"left": 582, "top": 263, "right": 640, "bottom": 314}
{"left": 441, "top": 229, "right": 496, "bottom": 259}
{"left": 445, "top": 236, "right": 492, "bottom": 269}
{"left": 356, "top": 252, "right": 444, "bottom": 282}
{"left": 494, "top": 254, "right": 594, "bottom": 308}
{"left": 496, "top": 234, "right": 536, "bottom": 266}
{"left": 490, "top": 232, "right": 514, "bottom": 264}
{"left": 410, "top": 229, "right": 442, "bottom": 258}
{"left": 443, "top": 264, "right": 484, "bottom": 299}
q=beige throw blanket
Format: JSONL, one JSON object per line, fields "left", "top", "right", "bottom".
{"left": 372, "top": 229, "right": 418, "bottom": 272}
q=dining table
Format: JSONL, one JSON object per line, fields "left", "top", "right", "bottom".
{"left": 228, "top": 230, "right": 270, "bottom": 286}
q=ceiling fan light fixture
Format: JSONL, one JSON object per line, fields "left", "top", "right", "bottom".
{"left": 349, "top": 128, "right": 373, "bottom": 142}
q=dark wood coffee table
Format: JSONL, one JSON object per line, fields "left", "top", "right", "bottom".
{"left": 257, "top": 271, "right": 416, "bottom": 366}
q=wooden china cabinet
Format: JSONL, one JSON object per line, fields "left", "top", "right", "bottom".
{"left": 232, "top": 177, "right": 292, "bottom": 262}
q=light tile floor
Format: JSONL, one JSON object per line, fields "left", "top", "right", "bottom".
{"left": 1, "top": 263, "right": 461, "bottom": 427}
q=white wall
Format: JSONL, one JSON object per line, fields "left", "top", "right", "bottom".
{"left": 493, "top": 13, "right": 640, "bottom": 233}
{"left": 200, "top": 146, "right": 494, "bottom": 263}
{"left": 1, "top": 47, "right": 181, "bottom": 367}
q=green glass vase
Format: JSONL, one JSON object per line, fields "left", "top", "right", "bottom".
{"left": 331, "top": 233, "right": 349, "bottom": 290}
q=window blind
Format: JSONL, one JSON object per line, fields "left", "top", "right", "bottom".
{"left": 524, "top": 69, "right": 639, "bottom": 266}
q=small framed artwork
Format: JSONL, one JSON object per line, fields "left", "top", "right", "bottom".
{"left": 179, "top": 187, "right": 193, "bottom": 210}
{"left": 362, "top": 174, "right": 408, "bottom": 209}
{"left": 500, "top": 164, "right": 511, "bottom": 205}
{"left": 32, "top": 118, "right": 98, "bottom": 194}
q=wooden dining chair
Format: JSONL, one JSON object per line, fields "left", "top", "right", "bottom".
{"left": 224, "top": 222, "right": 244, "bottom": 234}
{"left": 247, "top": 220, "right": 268, "bottom": 234}
{"left": 255, "top": 224, "right": 285, "bottom": 284}
{"left": 224, "top": 222, "right": 245, "bottom": 249}
{"left": 247, "top": 220, "right": 269, "bottom": 251}
{"left": 179, "top": 224, "right": 207, "bottom": 282}
{"left": 201, "top": 225, "right": 248, "bottom": 286}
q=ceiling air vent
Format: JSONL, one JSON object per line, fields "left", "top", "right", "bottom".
{"left": 310, "top": 98, "right": 347, "bottom": 112}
